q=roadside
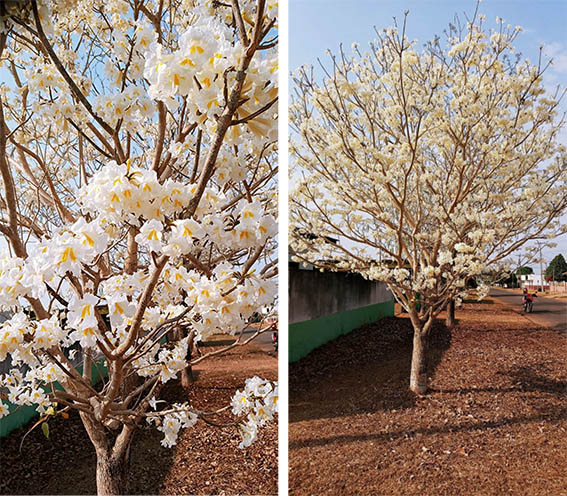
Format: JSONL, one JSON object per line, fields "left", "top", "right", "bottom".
{"left": 490, "top": 287, "right": 567, "bottom": 332}
{"left": 0, "top": 340, "right": 278, "bottom": 496}
{"left": 493, "top": 285, "right": 567, "bottom": 301}
{"left": 289, "top": 299, "right": 567, "bottom": 496}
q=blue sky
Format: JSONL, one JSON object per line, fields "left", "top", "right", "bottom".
{"left": 290, "top": 0, "right": 567, "bottom": 78}
{"left": 290, "top": 0, "right": 567, "bottom": 268}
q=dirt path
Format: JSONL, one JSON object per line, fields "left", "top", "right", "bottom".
{"left": 289, "top": 299, "right": 567, "bottom": 496}
{"left": 0, "top": 342, "right": 278, "bottom": 495}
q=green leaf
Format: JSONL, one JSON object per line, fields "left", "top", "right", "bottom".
{"left": 41, "top": 422, "right": 49, "bottom": 439}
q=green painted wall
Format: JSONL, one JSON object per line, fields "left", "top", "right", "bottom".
{"left": 289, "top": 299, "right": 395, "bottom": 362}
{"left": 0, "top": 361, "right": 108, "bottom": 437}
{"left": 0, "top": 403, "right": 38, "bottom": 438}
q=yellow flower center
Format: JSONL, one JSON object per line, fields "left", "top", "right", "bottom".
{"left": 83, "top": 233, "right": 95, "bottom": 247}
{"left": 81, "top": 305, "right": 92, "bottom": 320}
{"left": 61, "top": 247, "right": 77, "bottom": 263}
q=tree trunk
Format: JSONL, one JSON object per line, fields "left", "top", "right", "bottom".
{"left": 409, "top": 329, "right": 428, "bottom": 394}
{"left": 96, "top": 447, "right": 131, "bottom": 495}
{"left": 175, "top": 325, "right": 195, "bottom": 388}
{"left": 80, "top": 412, "right": 135, "bottom": 495}
{"left": 181, "top": 331, "right": 195, "bottom": 388}
{"left": 180, "top": 362, "right": 194, "bottom": 388}
{"left": 119, "top": 365, "right": 139, "bottom": 400}
{"left": 446, "top": 299, "right": 455, "bottom": 328}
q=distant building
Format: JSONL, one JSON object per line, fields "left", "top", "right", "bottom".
{"left": 520, "top": 273, "right": 548, "bottom": 288}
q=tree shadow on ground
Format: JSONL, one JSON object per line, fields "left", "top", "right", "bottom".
{"left": 430, "top": 363, "right": 567, "bottom": 396}
{"left": 289, "top": 357, "right": 567, "bottom": 451}
{"left": 289, "top": 316, "right": 452, "bottom": 423}
{"left": 288, "top": 407, "right": 567, "bottom": 450}
{"left": 506, "top": 364, "right": 567, "bottom": 394}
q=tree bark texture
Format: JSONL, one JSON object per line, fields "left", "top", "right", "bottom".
{"left": 446, "top": 299, "right": 455, "bottom": 328}
{"left": 409, "top": 329, "right": 428, "bottom": 394}
{"left": 175, "top": 325, "right": 195, "bottom": 388}
{"left": 80, "top": 412, "right": 135, "bottom": 495}
{"left": 180, "top": 337, "right": 195, "bottom": 388}
{"left": 96, "top": 448, "right": 132, "bottom": 496}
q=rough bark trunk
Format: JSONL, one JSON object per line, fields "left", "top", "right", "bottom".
{"left": 180, "top": 357, "right": 194, "bottom": 388}
{"left": 446, "top": 299, "right": 455, "bottom": 328}
{"left": 80, "top": 412, "right": 135, "bottom": 495}
{"left": 182, "top": 331, "right": 195, "bottom": 387}
{"left": 409, "top": 329, "right": 428, "bottom": 394}
{"left": 175, "top": 325, "right": 195, "bottom": 388}
{"left": 96, "top": 447, "right": 131, "bottom": 495}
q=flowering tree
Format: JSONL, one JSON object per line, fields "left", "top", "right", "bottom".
{"left": 290, "top": 8, "right": 566, "bottom": 394}
{"left": 0, "top": 0, "right": 278, "bottom": 493}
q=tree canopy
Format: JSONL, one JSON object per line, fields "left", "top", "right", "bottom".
{"left": 290, "top": 6, "right": 567, "bottom": 393}
{"left": 545, "top": 254, "right": 567, "bottom": 281}
{"left": 517, "top": 266, "right": 534, "bottom": 276}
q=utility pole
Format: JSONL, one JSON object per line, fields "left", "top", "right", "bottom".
{"left": 537, "top": 241, "right": 545, "bottom": 293}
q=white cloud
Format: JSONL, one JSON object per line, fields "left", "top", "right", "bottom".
{"left": 543, "top": 41, "right": 567, "bottom": 74}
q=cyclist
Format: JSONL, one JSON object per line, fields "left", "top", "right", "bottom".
{"left": 523, "top": 288, "right": 537, "bottom": 312}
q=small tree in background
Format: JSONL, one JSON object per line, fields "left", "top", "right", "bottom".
{"left": 0, "top": 0, "right": 278, "bottom": 493}
{"left": 546, "top": 254, "right": 567, "bottom": 281}
{"left": 290, "top": 5, "right": 567, "bottom": 394}
{"left": 517, "top": 266, "right": 534, "bottom": 276}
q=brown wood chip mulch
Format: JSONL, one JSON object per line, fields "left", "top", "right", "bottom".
{"left": 289, "top": 300, "right": 567, "bottom": 496}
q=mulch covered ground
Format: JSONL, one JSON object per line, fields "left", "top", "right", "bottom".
{"left": 0, "top": 342, "right": 278, "bottom": 495}
{"left": 289, "top": 299, "right": 567, "bottom": 496}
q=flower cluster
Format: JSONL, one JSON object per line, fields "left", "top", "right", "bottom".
{"left": 183, "top": 266, "right": 276, "bottom": 341}
{"left": 231, "top": 377, "right": 278, "bottom": 448}
{"left": 0, "top": 313, "right": 67, "bottom": 362}
{"left": 144, "top": 8, "right": 278, "bottom": 143}
{"left": 0, "top": 256, "right": 30, "bottom": 310}
{"left": 79, "top": 161, "right": 276, "bottom": 257}
{"left": 79, "top": 161, "right": 195, "bottom": 225}
{"left": 151, "top": 406, "right": 198, "bottom": 448}
{"left": 93, "top": 88, "right": 155, "bottom": 130}
{"left": 145, "top": 18, "right": 232, "bottom": 114}
{"left": 0, "top": 359, "right": 67, "bottom": 418}
{"left": 134, "top": 336, "right": 191, "bottom": 383}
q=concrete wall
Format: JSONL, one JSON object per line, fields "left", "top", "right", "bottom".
{"left": 289, "top": 265, "right": 391, "bottom": 323}
{"left": 289, "top": 264, "right": 395, "bottom": 362}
